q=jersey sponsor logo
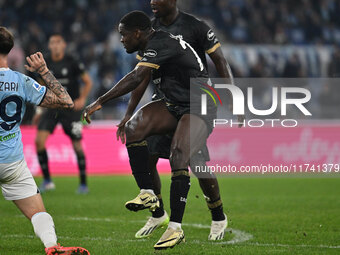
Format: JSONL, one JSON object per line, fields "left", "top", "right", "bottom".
{"left": 0, "top": 132, "right": 16, "bottom": 142}
{"left": 207, "top": 29, "right": 216, "bottom": 41}
{"left": 33, "top": 82, "right": 45, "bottom": 94}
{"left": 144, "top": 49, "right": 158, "bottom": 58}
{"left": 0, "top": 81, "right": 18, "bottom": 91}
{"left": 153, "top": 78, "right": 161, "bottom": 84}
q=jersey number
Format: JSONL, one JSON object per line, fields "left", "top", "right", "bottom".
{"left": 170, "top": 34, "right": 204, "bottom": 71}
{"left": 0, "top": 96, "right": 22, "bottom": 131}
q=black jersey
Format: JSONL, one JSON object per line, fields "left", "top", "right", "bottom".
{"left": 137, "top": 30, "right": 208, "bottom": 105}
{"left": 137, "top": 11, "right": 220, "bottom": 70}
{"left": 45, "top": 55, "right": 86, "bottom": 100}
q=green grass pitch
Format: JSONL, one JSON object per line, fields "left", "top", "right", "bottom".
{"left": 0, "top": 175, "right": 339, "bottom": 254}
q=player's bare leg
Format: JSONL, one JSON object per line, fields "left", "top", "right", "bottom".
{"left": 36, "top": 130, "right": 55, "bottom": 192}
{"left": 125, "top": 100, "right": 177, "bottom": 212}
{"left": 190, "top": 154, "right": 227, "bottom": 240}
{"left": 13, "top": 193, "right": 46, "bottom": 219}
{"left": 14, "top": 194, "right": 90, "bottom": 254}
{"left": 168, "top": 114, "right": 208, "bottom": 221}
{"left": 190, "top": 154, "right": 225, "bottom": 220}
{"left": 14, "top": 194, "right": 57, "bottom": 248}
{"left": 154, "top": 114, "right": 208, "bottom": 249}
{"left": 72, "top": 140, "right": 88, "bottom": 194}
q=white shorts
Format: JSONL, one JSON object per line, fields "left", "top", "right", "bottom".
{"left": 0, "top": 159, "right": 38, "bottom": 201}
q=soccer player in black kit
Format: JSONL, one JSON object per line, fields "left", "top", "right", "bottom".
{"left": 33, "top": 34, "right": 92, "bottom": 194}
{"left": 83, "top": 11, "right": 218, "bottom": 249}
{"left": 116, "top": 0, "right": 240, "bottom": 241}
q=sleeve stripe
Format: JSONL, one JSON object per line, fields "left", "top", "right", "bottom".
{"left": 37, "top": 88, "right": 47, "bottom": 106}
{"left": 137, "top": 62, "right": 160, "bottom": 69}
{"left": 206, "top": 43, "right": 221, "bottom": 54}
{"left": 136, "top": 54, "right": 142, "bottom": 60}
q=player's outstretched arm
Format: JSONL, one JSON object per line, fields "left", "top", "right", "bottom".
{"left": 83, "top": 65, "right": 151, "bottom": 124}
{"left": 25, "top": 52, "right": 74, "bottom": 109}
{"left": 116, "top": 71, "right": 151, "bottom": 143}
{"left": 209, "top": 47, "right": 245, "bottom": 127}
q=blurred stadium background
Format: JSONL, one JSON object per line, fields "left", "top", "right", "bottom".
{"left": 1, "top": 1, "right": 340, "bottom": 254}
{"left": 1, "top": 0, "right": 340, "bottom": 175}
{"left": 2, "top": 0, "right": 340, "bottom": 121}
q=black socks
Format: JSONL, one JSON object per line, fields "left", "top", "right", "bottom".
{"left": 126, "top": 140, "right": 153, "bottom": 189}
{"left": 169, "top": 169, "right": 191, "bottom": 223}
{"left": 206, "top": 196, "right": 225, "bottom": 221}
{"left": 37, "top": 149, "right": 50, "bottom": 181}
{"left": 76, "top": 151, "right": 86, "bottom": 185}
{"left": 152, "top": 195, "right": 165, "bottom": 218}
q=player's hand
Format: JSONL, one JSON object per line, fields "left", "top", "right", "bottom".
{"left": 237, "top": 115, "right": 245, "bottom": 128}
{"left": 25, "top": 52, "right": 48, "bottom": 75}
{"left": 82, "top": 101, "right": 102, "bottom": 124}
{"left": 74, "top": 98, "right": 86, "bottom": 111}
{"left": 116, "top": 115, "right": 131, "bottom": 144}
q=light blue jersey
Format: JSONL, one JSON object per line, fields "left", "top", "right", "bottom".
{"left": 0, "top": 68, "right": 46, "bottom": 163}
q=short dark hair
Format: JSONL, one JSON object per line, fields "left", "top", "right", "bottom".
{"left": 0, "top": 27, "right": 14, "bottom": 55}
{"left": 120, "top": 11, "right": 151, "bottom": 31}
{"left": 49, "top": 33, "right": 65, "bottom": 40}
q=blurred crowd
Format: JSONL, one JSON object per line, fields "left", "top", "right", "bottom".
{"left": 1, "top": 0, "right": 339, "bottom": 120}
{"left": 190, "top": 0, "right": 340, "bottom": 44}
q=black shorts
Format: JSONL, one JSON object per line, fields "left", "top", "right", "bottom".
{"left": 146, "top": 97, "right": 212, "bottom": 161}
{"left": 165, "top": 101, "right": 217, "bottom": 135}
{"left": 38, "top": 109, "right": 83, "bottom": 140}
{"left": 146, "top": 134, "right": 210, "bottom": 161}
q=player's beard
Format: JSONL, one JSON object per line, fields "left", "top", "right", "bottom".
{"left": 125, "top": 45, "right": 138, "bottom": 54}
{"left": 125, "top": 48, "right": 135, "bottom": 54}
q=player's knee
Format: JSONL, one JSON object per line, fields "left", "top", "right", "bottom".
{"left": 170, "top": 146, "right": 188, "bottom": 169}
{"left": 190, "top": 154, "right": 209, "bottom": 178}
{"left": 125, "top": 120, "right": 136, "bottom": 139}
{"left": 35, "top": 137, "right": 45, "bottom": 151}
{"left": 125, "top": 119, "right": 146, "bottom": 141}
{"left": 72, "top": 141, "right": 83, "bottom": 154}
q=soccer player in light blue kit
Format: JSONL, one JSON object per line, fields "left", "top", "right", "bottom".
{"left": 0, "top": 27, "right": 89, "bottom": 254}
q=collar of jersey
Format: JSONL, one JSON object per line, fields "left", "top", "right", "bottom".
{"left": 158, "top": 11, "right": 182, "bottom": 27}
{"left": 0, "top": 67, "right": 10, "bottom": 71}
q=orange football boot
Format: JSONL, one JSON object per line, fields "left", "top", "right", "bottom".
{"left": 45, "top": 244, "right": 90, "bottom": 255}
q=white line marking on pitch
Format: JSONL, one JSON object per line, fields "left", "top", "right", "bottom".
{"left": 2, "top": 233, "right": 339, "bottom": 249}
{"left": 3, "top": 217, "right": 339, "bottom": 250}
{"left": 1, "top": 234, "right": 146, "bottom": 243}
{"left": 247, "top": 242, "right": 340, "bottom": 249}
{"left": 66, "top": 217, "right": 340, "bottom": 249}
{"left": 68, "top": 216, "right": 252, "bottom": 245}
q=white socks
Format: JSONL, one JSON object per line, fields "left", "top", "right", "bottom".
{"left": 31, "top": 212, "right": 57, "bottom": 248}
{"left": 141, "top": 189, "right": 155, "bottom": 195}
{"left": 168, "top": 221, "right": 182, "bottom": 230}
